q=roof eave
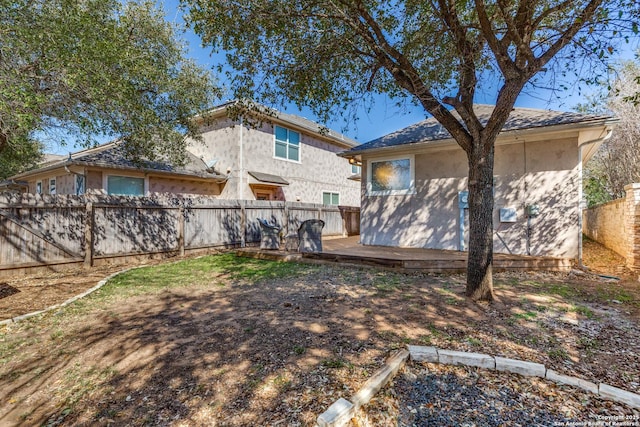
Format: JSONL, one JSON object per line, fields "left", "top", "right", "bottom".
{"left": 196, "top": 102, "right": 359, "bottom": 149}
{"left": 10, "top": 160, "right": 228, "bottom": 184}
{"left": 341, "top": 116, "right": 618, "bottom": 158}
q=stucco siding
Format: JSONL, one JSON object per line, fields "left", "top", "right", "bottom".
{"left": 149, "top": 177, "right": 220, "bottom": 196}
{"left": 188, "top": 118, "right": 360, "bottom": 205}
{"left": 86, "top": 170, "right": 103, "bottom": 191}
{"left": 57, "top": 174, "right": 75, "bottom": 194}
{"left": 360, "top": 137, "right": 580, "bottom": 258}
{"left": 188, "top": 117, "right": 240, "bottom": 199}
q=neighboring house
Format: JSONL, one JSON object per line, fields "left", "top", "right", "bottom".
{"left": 0, "top": 179, "right": 29, "bottom": 194}
{"left": 187, "top": 101, "right": 361, "bottom": 206}
{"left": 339, "top": 106, "right": 617, "bottom": 259}
{"left": 9, "top": 102, "right": 361, "bottom": 204}
{"left": 8, "top": 141, "right": 228, "bottom": 196}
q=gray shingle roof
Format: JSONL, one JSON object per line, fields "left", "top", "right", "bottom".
{"left": 11, "top": 141, "right": 225, "bottom": 180}
{"left": 247, "top": 171, "right": 289, "bottom": 186}
{"left": 204, "top": 100, "right": 360, "bottom": 148}
{"left": 71, "top": 143, "right": 208, "bottom": 174}
{"left": 344, "top": 105, "right": 612, "bottom": 154}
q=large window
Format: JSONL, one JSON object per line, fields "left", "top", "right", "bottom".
{"left": 274, "top": 125, "right": 300, "bottom": 162}
{"left": 107, "top": 176, "right": 145, "bottom": 196}
{"left": 322, "top": 191, "right": 340, "bottom": 205}
{"left": 367, "top": 156, "right": 415, "bottom": 196}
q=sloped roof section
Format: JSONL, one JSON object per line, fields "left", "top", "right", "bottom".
{"left": 344, "top": 105, "right": 613, "bottom": 155}
{"left": 201, "top": 100, "right": 360, "bottom": 149}
{"left": 248, "top": 171, "right": 289, "bottom": 186}
{"left": 71, "top": 142, "right": 208, "bottom": 174}
{"left": 11, "top": 141, "right": 226, "bottom": 181}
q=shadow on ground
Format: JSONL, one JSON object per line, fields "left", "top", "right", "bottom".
{"left": 1, "top": 256, "right": 638, "bottom": 426}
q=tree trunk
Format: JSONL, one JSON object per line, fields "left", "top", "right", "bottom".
{"left": 466, "top": 138, "right": 495, "bottom": 301}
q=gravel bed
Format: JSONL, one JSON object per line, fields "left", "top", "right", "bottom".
{"left": 392, "top": 363, "right": 639, "bottom": 427}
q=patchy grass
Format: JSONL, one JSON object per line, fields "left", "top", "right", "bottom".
{"left": 69, "top": 254, "right": 316, "bottom": 312}
{"left": 372, "top": 273, "right": 402, "bottom": 294}
{"left": 321, "top": 358, "right": 350, "bottom": 369}
{"left": 571, "top": 305, "right": 597, "bottom": 319}
{"left": 106, "top": 253, "right": 314, "bottom": 291}
{"left": 512, "top": 311, "right": 538, "bottom": 321}
{"left": 1, "top": 250, "right": 639, "bottom": 425}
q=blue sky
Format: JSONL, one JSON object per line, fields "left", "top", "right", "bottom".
{"left": 46, "top": 1, "right": 640, "bottom": 154}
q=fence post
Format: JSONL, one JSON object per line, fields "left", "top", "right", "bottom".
{"left": 341, "top": 207, "right": 347, "bottom": 237}
{"left": 178, "top": 206, "right": 185, "bottom": 257}
{"left": 240, "top": 200, "right": 246, "bottom": 248}
{"left": 84, "top": 202, "right": 94, "bottom": 267}
{"left": 283, "top": 203, "right": 289, "bottom": 238}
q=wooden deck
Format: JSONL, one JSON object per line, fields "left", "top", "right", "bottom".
{"left": 236, "top": 236, "right": 573, "bottom": 273}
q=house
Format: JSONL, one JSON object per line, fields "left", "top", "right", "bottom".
{"left": 7, "top": 141, "right": 228, "bottom": 196}
{"left": 8, "top": 102, "right": 361, "bottom": 204}
{"left": 186, "top": 101, "right": 361, "bottom": 206}
{"left": 339, "top": 106, "right": 617, "bottom": 259}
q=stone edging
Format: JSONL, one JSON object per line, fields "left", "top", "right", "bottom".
{"left": 317, "top": 345, "right": 640, "bottom": 427}
{"left": 0, "top": 267, "right": 139, "bottom": 327}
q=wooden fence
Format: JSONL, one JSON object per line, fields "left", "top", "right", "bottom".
{"left": 0, "top": 194, "right": 360, "bottom": 276}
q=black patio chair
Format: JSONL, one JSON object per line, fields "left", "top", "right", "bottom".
{"left": 257, "top": 218, "right": 281, "bottom": 250}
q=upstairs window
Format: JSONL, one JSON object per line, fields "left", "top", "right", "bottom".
{"left": 49, "top": 178, "right": 56, "bottom": 195}
{"left": 322, "top": 191, "right": 340, "bottom": 205}
{"left": 274, "top": 125, "right": 300, "bottom": 162}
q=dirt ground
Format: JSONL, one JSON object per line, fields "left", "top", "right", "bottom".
{"left": 1, "top": 238, "right": 637, "bottom": 322}
{"left": 0, "top": 259, "right": 174, "bottom": 321}
{"left": 0, "top": 240, "right": 639, "bottom": 426}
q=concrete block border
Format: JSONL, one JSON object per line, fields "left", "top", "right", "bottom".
{"left": 0, "top": 266, "right": 141, "bottom": 327}
{"left": 317, "top": 345, "right": 640, "bottom": 426}
{"left": 317, "top": 350, "right": 410, "bottom": 427}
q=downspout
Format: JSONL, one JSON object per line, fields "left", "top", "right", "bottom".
{"left": 578, "top": 144, "right": 584, "bottom": 267}
{"left": 523, "top": 139, "right": 530, "bottom": 256}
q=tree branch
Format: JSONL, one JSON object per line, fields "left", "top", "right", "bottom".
{"left": 474, "top": 0, "right": 520, "bottom": 80}
{"left": 534, "top": 0, "right": 605, "bottom": 72}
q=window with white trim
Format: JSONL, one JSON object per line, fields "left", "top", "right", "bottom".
{"left": 35, "top": 181, "right": 42, "bottom": 194}
{"left": 351, "top": 164, "right": 361, "bottom": 174}
{"left": 367, "top": 155, "right": 415, "bottom": 196}
{"left": 274, "top": 125, "right": 300, "bottom": 161}
{"left": 322, "top": 191, "right": 340, "bottom": 205}
{"left": 49, "top": 178, "right": 56, "bottom": 195}
{"left": 75, "top": 175, "right": 85, "bottom": 195}
{"left": 107, "top": 175, "right": 144, "bottom": 196}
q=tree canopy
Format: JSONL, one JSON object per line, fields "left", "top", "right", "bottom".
{"left": 184, "top": 0, "right": 638, "bottom": 301}
{"left": 583, "top": 56, "right": 640, "bottom": 206}
{"left": 0, "top": 0, "right": 219, "bottom": 178}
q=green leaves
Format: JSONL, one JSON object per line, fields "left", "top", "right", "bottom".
{"left": 0, "top": 0, "right": 219, "bottom": 178}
